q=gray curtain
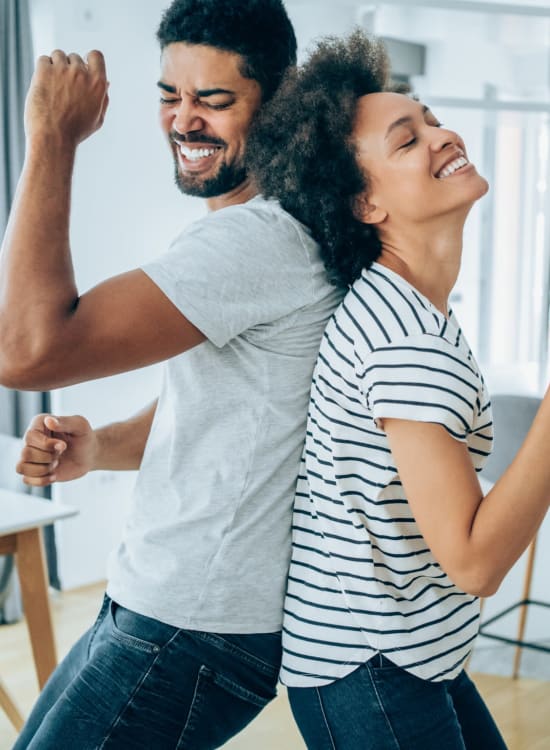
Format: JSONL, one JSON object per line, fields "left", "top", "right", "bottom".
{"left": 0, "top": 0, "right": 59, "bottom": 624}
{"left": 1, "top": 0, "right": 33, "bottom": 229}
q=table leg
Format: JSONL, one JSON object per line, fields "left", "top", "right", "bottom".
{"left": 0, "top": 676, "right": 24, "bottom": 731}
{"left": 16, "top": 528, "right": 58, "bottom": 689}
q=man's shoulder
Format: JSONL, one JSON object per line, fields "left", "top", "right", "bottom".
{"left": 168, "top": 194, "right": 318, "bottom": 268}
{"left": 208, "top": 195, "right": 311, "bottom": 240}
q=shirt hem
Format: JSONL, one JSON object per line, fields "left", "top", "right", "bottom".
{"left": 106, "top": 584, "right": 282, "bottom": 634}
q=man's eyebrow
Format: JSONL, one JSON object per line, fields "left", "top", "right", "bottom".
{"left": 156, "top": 82, "right": 235, "bottom": 98}
{"left": 157, "top": 81, "right": 177, "bottom": 94}
{"left": 385, "top": 105, "right": 429, "bottom": 140}
{"left": 196, "top": 88, "right": 235, "bottom": 97}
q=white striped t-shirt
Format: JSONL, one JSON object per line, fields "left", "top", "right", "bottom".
{"left": 281, "top": 262, "right": 493, "bottom": 687}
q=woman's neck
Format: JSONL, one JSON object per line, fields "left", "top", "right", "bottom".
{"left": 376, "top": 217, "right": 465, "bottom": 317}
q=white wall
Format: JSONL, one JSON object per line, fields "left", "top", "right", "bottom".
{"left": 286, "top": 1, "right": 359, "bottom": 58}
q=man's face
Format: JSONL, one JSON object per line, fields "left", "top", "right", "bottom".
{"left": 158, "top": 42, "right": 263, "bottom": 199}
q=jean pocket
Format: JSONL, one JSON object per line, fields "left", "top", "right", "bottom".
{"left": 200, "top": 631, "right": 282, "bottom": 676}
{"left": 177, "top": 664, "right": 273, "bottom": 750}
{"left": 109, "top": 600, "right": 177, "bottom": 654}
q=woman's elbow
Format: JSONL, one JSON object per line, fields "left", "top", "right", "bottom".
{"left": 453, "top": 565, "right": 502, "bottom": 598}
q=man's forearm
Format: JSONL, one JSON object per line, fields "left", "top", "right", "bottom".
{"left": 0, "top": 51, "right": 110, "bottom": 389}
{"left": 0, "top": 140, "right": 79, "bottom": 379}
{"left": 93, "top": 400, "right": 158, "bottom": 471}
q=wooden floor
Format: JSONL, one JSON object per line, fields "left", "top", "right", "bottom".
{"left": 0, "top": 582, "right": 548, "bottom": 750}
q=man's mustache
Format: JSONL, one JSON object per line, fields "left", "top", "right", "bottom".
{"left": 170, "top": 131, "right": 227, "bottom": 147}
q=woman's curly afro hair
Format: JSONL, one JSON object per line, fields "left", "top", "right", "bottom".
{"left": 247, "top": 30, "right": 390, "bottom": 287}
{"left": 157, "top": 0, "right": 297, "bottom": 102}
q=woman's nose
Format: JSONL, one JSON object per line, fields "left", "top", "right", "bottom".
{"left": 430, "top": 126, "right": 459, "bottom": 153}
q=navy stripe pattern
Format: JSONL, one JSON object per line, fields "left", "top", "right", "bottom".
{"left": 281, "top": 263, "right": 493, "bottom": 687}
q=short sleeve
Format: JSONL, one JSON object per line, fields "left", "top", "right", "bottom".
{"left": 361, "top": 334, "right": 481, "bottom": 441}
{"left": 141, "top": 199, "right": 316, "bottom": 348}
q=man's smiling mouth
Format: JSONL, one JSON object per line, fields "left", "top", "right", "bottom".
{"left": 173, "top": 139, "right": 224, "bottom": 171}
{"left": 179, "top": 144, "right": 222, "bottom": 162}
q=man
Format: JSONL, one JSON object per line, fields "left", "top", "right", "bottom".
{"left": 0, "top": 1, "right": 343, "bottom": 747}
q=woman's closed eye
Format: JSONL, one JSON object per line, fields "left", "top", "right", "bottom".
{"left": 398, "top": 121, "right": 443, "bottom": 150}
{"left": 399, "top": 136, "right": 417, "bottom": 149}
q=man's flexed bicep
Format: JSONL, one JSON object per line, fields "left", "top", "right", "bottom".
{"left": 0, "top": 48, "right": 205, "bottom": 390}
{"left": 0, "top": 266, "right": 205, "bottom": 390}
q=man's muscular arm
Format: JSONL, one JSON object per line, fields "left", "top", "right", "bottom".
{"left": 0, "top": 50, "right": 204, "bottom": 391}
{"left": 17, "top": 400, "right": 158, "bottom": 487}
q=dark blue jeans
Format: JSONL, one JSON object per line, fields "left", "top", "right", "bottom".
{"left": 288, "top": 654, "right": 508, "bottom": 750}
{"left": 14, "top": 595, "right": 281, "bottom": 749}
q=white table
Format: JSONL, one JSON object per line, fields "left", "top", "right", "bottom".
{"left": 0, "top": 489, "right": 77, "bottom": 728}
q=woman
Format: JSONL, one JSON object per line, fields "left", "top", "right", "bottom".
{"left": 247, "top": 31, "right": 548, "bottom": 749}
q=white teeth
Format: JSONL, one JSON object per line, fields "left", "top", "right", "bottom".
{"left": 437, "top": 156, "right": 468, "bottom": 179}
{"left": 179, "top": 145, "right": 218, "bottom": 161}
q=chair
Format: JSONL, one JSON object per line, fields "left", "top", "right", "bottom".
{"left": 0, "top": 433, "right": 26, "bottom": 731}
{"left": 478, "top": 394, "right": 550, "bottom": 678}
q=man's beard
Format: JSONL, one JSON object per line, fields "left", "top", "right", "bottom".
{"left": 173, "top": 157, "right": 248, "bottom": 198}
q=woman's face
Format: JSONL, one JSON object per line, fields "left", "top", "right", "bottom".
{"left": 352, "top": 92, "right": 489, "bottom": 228}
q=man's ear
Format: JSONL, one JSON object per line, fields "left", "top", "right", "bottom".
{"left": 353, "top": 194, "right": 387, "bottom": 225}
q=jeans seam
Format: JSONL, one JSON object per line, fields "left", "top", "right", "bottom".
{"left": 176, "top": 663, "right": 272, "bottom": 749}
{"left": 177, "top": 665, "right": 204, "bottom": 748}
{"left": 315, "top": 687, "right": 337, "bottom": 750}
{"left": 366, "top": 667, "right": 402, "bottom": 750}
{"left": 97, "top": 627, "right": 181, "bottom": 749}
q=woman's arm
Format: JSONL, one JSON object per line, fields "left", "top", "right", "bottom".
{"left": 383, "top": 389, "right": 550, "bottom": 596}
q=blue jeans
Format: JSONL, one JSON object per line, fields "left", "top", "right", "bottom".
{"left": 288, "top": 654, "right": 508, "bottom": 750}
{"left": 14, "top": 594, "right": 281, "bottom": 749}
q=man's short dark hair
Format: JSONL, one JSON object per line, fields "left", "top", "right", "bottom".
{"left": 157, "top": 0, "right": 297, "bottom": 101}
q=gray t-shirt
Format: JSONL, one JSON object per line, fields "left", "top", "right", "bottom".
{"left": 106, "top": 196, "right": 343, "bottom": 632}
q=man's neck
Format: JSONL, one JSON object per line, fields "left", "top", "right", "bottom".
{"left": 206, "top": 178, "right": 259, "bottom": 212}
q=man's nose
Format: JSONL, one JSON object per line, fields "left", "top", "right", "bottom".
{"left": 173, "top": 101, "right": 205, "bottom": 135}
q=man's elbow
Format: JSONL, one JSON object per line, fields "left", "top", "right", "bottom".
{"left": 0, "top": 361, "right": 49, "bottom": 391}
{"left": 0, "top": 341, "right": 59, "bottom": 391}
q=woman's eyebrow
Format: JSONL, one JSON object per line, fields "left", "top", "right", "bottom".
{"left": 385, "top": 105, "right": 429, "bottom": 140}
